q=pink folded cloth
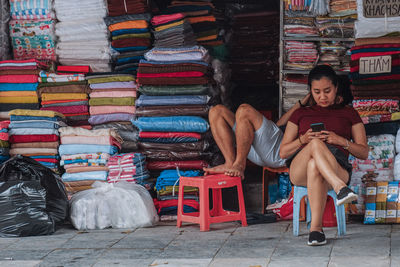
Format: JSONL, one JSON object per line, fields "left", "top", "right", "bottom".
{"left": 61, "top": 135, "right": 121, "bottom": 149}
{"left": 89, "top": 90, "right": 137, "bottom": 98}
{"left": 89, "top": 105, "right": 136, "bottom": 115}
{"left": 0, "top": 75, "right": 38, "bottom": 83}
{"left": 151, "top": 13, "right": 185, "bottom": 26}
{"left": 41, "top": 105, "right": 88, "bottom": 114}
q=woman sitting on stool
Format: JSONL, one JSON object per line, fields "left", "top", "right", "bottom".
{"left": 279, "top": 65, "right": 369, "bottom": 246}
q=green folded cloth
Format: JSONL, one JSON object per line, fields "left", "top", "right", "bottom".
{"left": 0, "top": 140, "right": 9, "bottom": 148}
{"left": 89, "top": 97, "right": 135, "bottom": 106}
{"left": 112, "top": 32, "right": 151, "bottom": 40}
{"left": 139, "top": 85, "right": 209, "bottom": 96}
{"left": 87, "top": 76, "right": 135, "bottom": 84}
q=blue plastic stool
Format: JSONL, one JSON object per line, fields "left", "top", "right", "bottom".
{"left": 293, "top": 186, "right": 346, "bottom": 236}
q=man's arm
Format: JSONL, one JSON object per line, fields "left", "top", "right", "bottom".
{"left": 276, "top": 93, "right": 310, "bottom": 127}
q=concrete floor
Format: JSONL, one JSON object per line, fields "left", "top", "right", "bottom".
{"left": 0, "top": 220, "right": 396, "bottom": 267}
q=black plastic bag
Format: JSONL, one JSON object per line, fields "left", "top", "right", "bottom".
{"left": 0, "top": 155, "right": 69, "bottom": 237}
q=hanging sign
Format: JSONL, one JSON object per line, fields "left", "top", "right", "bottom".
{"left": 363, "top": 0, "right": 400, "bottom": 18}
{"left": 359, "top": 55, "right": 392, "bottom": 74}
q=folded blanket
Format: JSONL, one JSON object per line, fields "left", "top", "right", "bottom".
{"left": 59, "top": 127, "right": 122, "bottom": 141}
{"left": 10, "top": 147, "right": 58, "bottom": 155}
{"left": 59, "top": 144, "right": 118, "bottom": 156}
{"left": 9, "top": 109, "right": 64, "bottom": 118}
{"left": 89, "top": 105, "right": 135, "bottom": 115}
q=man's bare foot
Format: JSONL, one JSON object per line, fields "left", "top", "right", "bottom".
{"left": 224, "top": 163, "right": 245, "bottom": 179}
{"left": 203, "top": 163, "right": 232, "bottom": 175}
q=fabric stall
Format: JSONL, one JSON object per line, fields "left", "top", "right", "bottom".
{"left": 1, "top": 0, "right": 10, "bottom": 60}
{"left": 0, "top": 120, "right": 9, "bottom": 163}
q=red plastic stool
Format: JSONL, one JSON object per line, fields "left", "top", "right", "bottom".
{"left": 177, "top": 174, "right": 248, "bottom": 231}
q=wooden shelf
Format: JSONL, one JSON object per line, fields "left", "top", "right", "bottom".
{"left": 282, "top": 37, "right": 355, "bottom": 42}
{"left": 282, "top": 69, "right": 350, "bottom": 75}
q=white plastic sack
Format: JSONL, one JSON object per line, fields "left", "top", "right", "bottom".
{"left": 396, "top": 128, "right": 400, "bottom": 154}
{"left": 70, "top": 181, "right": 158, "bottom": 230}
{"left": 395, "top": 154, "right": 400, "bottom": 181}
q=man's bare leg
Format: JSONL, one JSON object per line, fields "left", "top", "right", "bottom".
{"left": 225, "top": 104, "right": 264, "bottom": 178}
{"left": 203, "top": 105, "right": 236, "bottom": 175}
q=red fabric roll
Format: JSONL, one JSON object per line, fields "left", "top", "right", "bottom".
{"left": 33, "top": 158, "right": 58, "bottom": 163}
{"left": 9, "top": 134, "right": 59, "bottom": 143}
{"left": 0, "top": 74, "right": 38, "bottom": 83}
{"left": 147, "top": 160, "right": 208, "bottom": 170}
{"left": 111, "top": 38, "right": 151, "bottom": 48}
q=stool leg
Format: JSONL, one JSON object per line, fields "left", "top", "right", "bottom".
{"left": 176, "top": 183, "right": 184, "bottom": 228}
{"left": 293, "top": 187, "right": 301, "bottom": 236}
{"left": 306, "top": 197, "right": 311, "bottom": 230}
{"left": 210, "top": 188, "right": 223, "bottom": 217}
{"left": 199, "top": 183, "right": 210, "bottom": 231}
{"left": 336, "top": 204, "right": 346, "bottom": 236}
{"left": 236, "top": 181, "right": 248, "bottom": 227}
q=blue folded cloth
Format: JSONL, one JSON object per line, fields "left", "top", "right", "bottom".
{"left": 135, "top": 95, "right": 209, "bottom": 107}
{"left": 131, "top": 116, "right": 209, "bottom": 133}
{"left": 62, "top": 171, "right": 108, "bottom": 182}
{"left": 59, "top": 144, "right": 118, "bottom": 156}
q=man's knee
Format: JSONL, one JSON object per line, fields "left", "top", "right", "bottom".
{"left": 209, "top": 104, "right": 227, "bottom": 121}
{"left": 235, "top": 104, "right": 259, "bottom": 120}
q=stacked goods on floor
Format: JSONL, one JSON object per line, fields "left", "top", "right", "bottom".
{"left": 107, "top": 153, "right": 151, "bottom": 189}
{"left": 54, "top": 0, "right": 110, "bottom": 72}
{"left": 8, "top": 0, "right": 56, "bottom": 61}
{"left": 134, "top": 46, "right": 211, "bottom": 176}
{"left": 226, "top": 3, "right": 280, "bottom": 110}
{"left": 38, "top": 66, "right": 91, "bottom": 128}
{"left": 0, "top": 120, "right": 9, "bottom": 163}
{"left": 8, "top": 109, "right": 66, "bottom": 173}
{"left": 87, "top": 73, "right": 137, "bottom": 137}
{"left": 59, "top": 127, "right": 121, "bottom": 197}
{"left": 153, "top": 169, "right": 200, "bottom": 217}
{"left": 105, "top": 12, "right": 152, "bottom": 74}
{"left": 0, "top": 59, "right": 46, "bottom": 119}
{"left": 0, "top": 0, "right": 10, "bottom": 60}
{"left": 395, "top": 129, "right": 400, "bottom": 185}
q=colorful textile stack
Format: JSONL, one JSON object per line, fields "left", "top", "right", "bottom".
{"left": 107, "top": 0, "right": 149, "bottom": 17}
{"left": 87, "top": 73, "right": 136, "bottom": 128}
{"left": 134, "top": 46, "right": 211, "bottom": 173}
{"left": 349, "top": 134, "right": 396, "bottom": 216}
{"left": 163, "top": 1, "right": 219, "bottom": 46}
{"left": 8, "top": 109, "right": 66, "bottom": 172}
{"left": 395, "top": 129, "right": 400, "bottom": 181}
{"left": 0, "top": 120, "right": 9, "bottom": 163}
{"left": 59, "top": 127, "right": 121, "bottom": 196}
{"left": 282, "top": 74, "right": 308, "bottom": 112}
{"left": 105, "top": 13, "right": 152, "bottom": 73}
{"left": 319, "top": 41, "right": 353, "bottom": 71}
{"left": 285, "top": 41, "right": 318, "bottom": 70}
{"left": 284, "top": 17, "right": 318, "bottom": 37}
{"left": 0, "top": 59, "right": 45, "bottom": 118}
{"left": 329, "top": 0, "right": 357, "bottom": 17}
{"left": 350, "top": 42, "right": 400, "bottom": 124}
{"left": 8, "top": 0, "right": 56, "bottom": 61}
{"left": 0, "top": 0, "right": 10, "bottom": 60}
{"left": 107, "top": 153, "right": 150, "bottom": 188}
{"left": 151, "top": 13, "right": 197, "bottom": 48}
{"left": 153, "top": 169, "right": 200, "bottom": 216}
{"left": 54, "top": 0, "right": 110, "bottom": 72}
{"left": 38, "top": 66, "right": 91, "bottom": 128}
{"left": 315, "top": 15, "right": 356, "bottom": 38}
{"left": 93, "top": 122, "right": 139, "bottom": 153}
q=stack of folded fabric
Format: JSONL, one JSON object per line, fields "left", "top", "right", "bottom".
{"left": 107, "top": 153, "right": 151, "bottom": 188}
{"left": 59, "top": 127, "right": 121, "bottom": 196}
{"left": 8, "top": 109, "right": 66, "bottom": 172}
{"left": 284, "top": 16, "right": 319, "bottom": 37}
{"left": 0, "top": 0, "right": 10, "bottom": 60}
{"left": 151, "top": 13, "right": 197, "bottom": 48}
{"left": 87, "top": 73, "right": 136, "bottom": 127}
{"left": 329, "top": 0, "right": 357, "bottom": 17}
{"left": 135, "top": 46, "right": 211, "bottom": 173}
{"left": 282, "top": 74, "right": 308, "bottom": 112}
{"left": 54, "top": 0, "right": 110, "bottom": 72}
{"left": 92, "top": 122, "right": 139, "bottom": 153}
{"left": 153, "top": 169, "right": 200, "bottom": 217}
{"left": 0, "top": 59, "right": 46, "bottom": 118}
{"left": 107, "top": 0, "right": 149, "bottom": 17}
{"left": 38, "top": 65, "right": 91, "bottom": 128}
{"left": 285, "top": 41, "right": 318, "bottom": 70}
{"left": 163, "top": 1, "right": 219, "bottom": 46}
{"left": 8, "top": 0, "right": 56, "bottom": 61}
{"left": 350, "top": 42, "right": 400, "bottom": 124}
{"left": 315, "top": 15, "right": 356, "bottom": 38}
{"left": 105, "top": 13, "right": 152, "bottom": 73}
{"left": 0, "top": 120, "right": 10, "bottom": 163}
{"left": 319, "top": 41, "right": 353, "bottom": 71}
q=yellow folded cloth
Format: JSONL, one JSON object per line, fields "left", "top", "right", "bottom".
{"left": 41, "top": 93, "right": 88, "bottom": 101}
{"left": 392, "top": 112, "right": 400, "bottom": 121}
{"left": 0, "top": 96, "right": 38, "bottom": 103}
{"left": 108, "top": 20, "right": 148, "bottom": 31}
{"left": 9, "top": 109, "right": 65, "bottom": 118}
{"left": 157, "top": 186, "right": 198, "bottom": 196}
{"left": 155, "top": 20, "right": 184, "bottom": 32}
{"left": 0, "top": 91, "right": 37, "bottom": 97}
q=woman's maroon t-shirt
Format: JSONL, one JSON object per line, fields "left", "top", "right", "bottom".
{"left": 288, "top": 105, "right": 363, "bottom": 157}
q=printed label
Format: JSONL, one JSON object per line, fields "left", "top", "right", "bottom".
{"left": 359, "top": 56, "right": 392, "bottom": 74}
{"left": 363, "top": 0, "right": 400, "bottom": 18}
{"left": 378, "top": 186, "right": 388, "bottom": 195}
{"left": 365, "top": 209, "right": 376, "bottom": 218}
{"left": 376, "top": 210, "right": 386, "bottom": 219}
{"left": 387, "top": 210, "right": 397, "bottom": 218}
{"left": 389, "top": 186, "right": 399, "bottom": 195}
{"left": 367, "top": 187, "right": 377, "bottom": 195}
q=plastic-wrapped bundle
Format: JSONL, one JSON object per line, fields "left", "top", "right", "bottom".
{"left": 309, "top": 0, "right": 330, "bottom": 16}
{"left": 135, "top": 105, "right": 209, "bottom": 117}
{"left": 135, "top": 95, "right": 209, "bottom": 107}
{"left": 9, "top": 0, "right": 54, "bottom": 20}
{"left": 70, "top": 181, "right": 158, "bottom": 230}
{"left": 132, "top": 116, "right": 209, "bottom": 133}
{"left": 0, "top": 0, "right": 10, "bottom": 60}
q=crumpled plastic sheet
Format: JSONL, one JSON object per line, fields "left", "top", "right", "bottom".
{"left": 0, "top": 0, "right": 10, "bottom": 60}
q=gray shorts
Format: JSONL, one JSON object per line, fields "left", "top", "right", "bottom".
{"left": 233, "top": 117, "right": 286, "bottom": 168}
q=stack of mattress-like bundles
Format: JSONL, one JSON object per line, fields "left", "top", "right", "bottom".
{"left": 59, "top": 127, "right": 121, "bottom": 196}
{"left": 38, "top": 66, "right": 91, "bottom": 128}
{"left": 0, "top": 59, "right": 46, "bottom": 119}
{"left": 8, "top": 109, "right": 66, "bottom": 173}
{"left": 0, "top": 120, "right": 9, "bottom": 164}
{"left": 285, "top": 41, "right": 318, "bottom": 70}
{"left": 54, "top": 0, "right": 110, "bottom": 72}
{"left": 105, "top": 13, "right": 152, "bottom": 74}
{"left": 153, "top": 169, "right": 200, "bottom": 217}
{"left": 107, "top": 153, "right": 151, "bottom": 188}
{"left": 8, "top": 0, "right": 56, "bottom": 61}
{"left": 151, "top": 13, "right": 197, "bottom": 48}
{"left": 134, "top": 46, "right": 211, "bottom": 175}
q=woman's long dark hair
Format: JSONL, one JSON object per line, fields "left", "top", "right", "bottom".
{"left": 307, "top": 65, "right": 350, "bottom": 108}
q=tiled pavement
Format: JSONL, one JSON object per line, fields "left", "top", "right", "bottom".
{"left": 0, "top": 220, "right": 396, "bottom": 267}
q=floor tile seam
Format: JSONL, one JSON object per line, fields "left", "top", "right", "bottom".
{"left": 40, "top": 232, "right": 80, "bottom": 261}
{"left": 207, "top": 226, "right": 238, "bottom": 266}
{"left": 160, "top": 229, "right": 184, "bottom": 252}
{"left": 267, "top": 223, "right": 289, "bottom": 263}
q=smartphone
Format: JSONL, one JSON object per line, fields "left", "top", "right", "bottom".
{"left": 310, "top": 122, "right": 326, "bottom": 132}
